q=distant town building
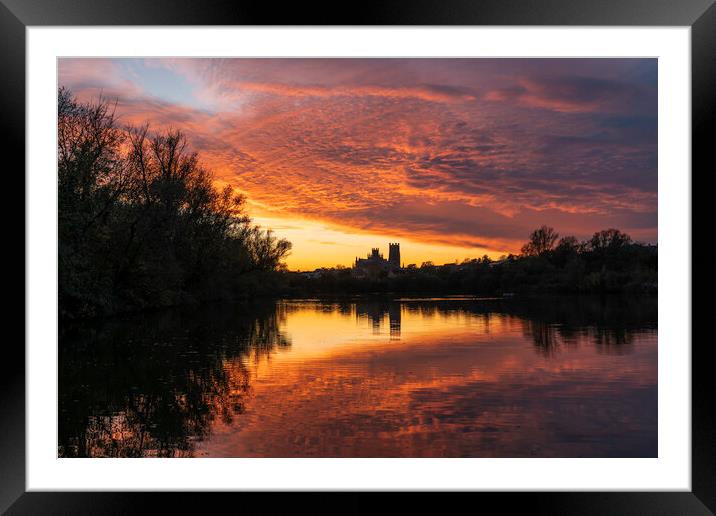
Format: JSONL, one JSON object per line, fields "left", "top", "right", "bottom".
{"left": 298, "top": 268, "right": 329, "bottom": 279}
{"left": 354, "top": 243, "right": 401, "bottom": 277}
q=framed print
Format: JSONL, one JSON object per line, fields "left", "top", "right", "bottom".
{"left": 4, "top": 0, "right": 713, "bottom": 513}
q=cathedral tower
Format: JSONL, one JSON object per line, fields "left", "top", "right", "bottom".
{"left": 388, "top": 243, "right": 400, "bottom": 268}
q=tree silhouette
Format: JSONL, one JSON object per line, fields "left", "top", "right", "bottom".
{"left": 589, "top": 228, "right": 633, "bottom": 252}
{"left": 521, "top": 225, "right": 559, "bottom": 256}
{"left": 58, "top": 88, "right": 291, "bottom": 318}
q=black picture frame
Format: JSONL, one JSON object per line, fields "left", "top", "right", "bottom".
{"left": 3, "top": 0, "right": 711, "bottom": 513}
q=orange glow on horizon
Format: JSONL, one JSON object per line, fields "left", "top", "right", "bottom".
{"left": 250, "top": 213, "right": 508, "bottom": 271}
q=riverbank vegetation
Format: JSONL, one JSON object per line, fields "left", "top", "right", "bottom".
{"left": 58, "top": 89, "right": 291, "bottom": 319}
{"left": 283, "top": 225, "right": 657, "bottom": 296}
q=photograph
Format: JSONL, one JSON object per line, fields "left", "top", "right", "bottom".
{"left": 57, "top": 57, "right": 659, "bottom": 459}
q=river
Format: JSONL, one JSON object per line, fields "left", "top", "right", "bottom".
{"left": 58, "top": 296, "right": 657, "bottom": 458}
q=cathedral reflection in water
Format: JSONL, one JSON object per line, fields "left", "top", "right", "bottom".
{"left": 355, "top": 301, "right": 402, "bottom": 340}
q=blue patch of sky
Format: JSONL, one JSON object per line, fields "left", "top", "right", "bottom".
{"left": 118, "top": 59, "right": 213, "bottom": 112}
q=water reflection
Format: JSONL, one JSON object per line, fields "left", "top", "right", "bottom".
{"left": 355, "top": 300, "right": 402, "bottom": 339}
{"left": 59, "top": 303, "right": 288, "bottom": 457}
{"left": 59, "top": 296, "right": 657, "bottom": 458}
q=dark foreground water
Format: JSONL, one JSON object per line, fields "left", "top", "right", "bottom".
{"left": 59, "top": 296, "right": 657, "bottom": 458}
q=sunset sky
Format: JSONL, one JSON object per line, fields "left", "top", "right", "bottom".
{"left": 58, "top": 58, "right": 657, "bottom": 270}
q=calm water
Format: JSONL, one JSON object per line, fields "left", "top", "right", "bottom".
{"left": 59, "top": 296, "right": 657, "bottom": 458}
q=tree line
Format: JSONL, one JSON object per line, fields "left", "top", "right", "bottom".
{"left": 282, "top": 225, "right": 657, "bottom": 296}
{"left": 58, "top": 89, "right": 291, "bottom": 319}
